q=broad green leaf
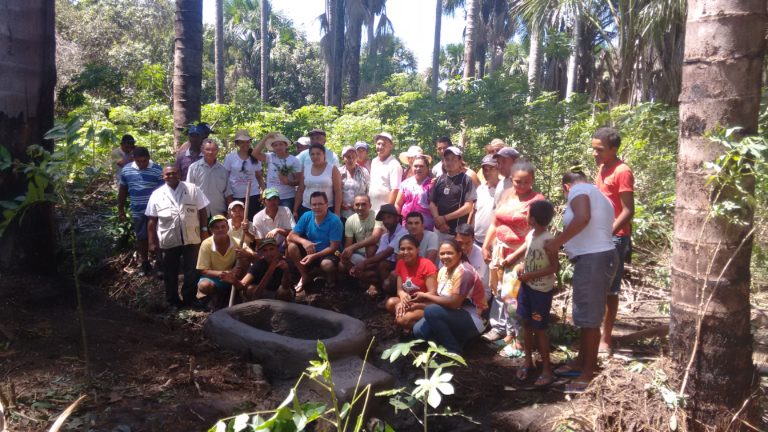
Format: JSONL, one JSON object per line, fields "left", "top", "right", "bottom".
{"left": 232, "top": 413, "right": 249, "bottom": 431}
{"left": 316, "top": 340, "right": 328, "bottom": 361}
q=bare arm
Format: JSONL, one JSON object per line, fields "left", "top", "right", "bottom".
{"left": 425, "top": 249, "right": 438, "bottom": 264}
{"left": 332, "top": 166, "right": 342, "bottom": 215}
{"left": 394, "top": 189, "right": 404, "bottom": 212}
{"left": 147, "top": 216, "right": 159, "bottom": 252}
{"left": 613, "top": 191, "right": 634, "bottom": 235}
{"left": 545, "top": 195, "right": 591, "bottom": 254}
{"left": 386, "top": 189, "right": 399, "bottom": 205}
{"left": 294, "top": 176, "right": 306, "bottom": 215}
{"left": 413, "top": 291, "right": 465, "bottom": 309}
{"left": 117, "top": 184, "right": 128, "bottom": 219}
{"left": 519, "top": 245, "right": 561, "bottom": 282}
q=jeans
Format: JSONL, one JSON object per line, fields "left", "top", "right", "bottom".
{"left": 162, "top": 243, "right": 200, "bottom": 305}
{"left": 413, "top": 304, "right": 481, "bottom": 354}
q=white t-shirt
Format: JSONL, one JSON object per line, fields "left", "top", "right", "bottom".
{"left": 524, "top": 230, "right": 557, "bottom": 292}
{"left": 494, "top": 177, "right": 513, "bottom": 206}
{"left": 563, "top": 183, "right": 615, "bottom": 259}
{"left": 223, "top": 151, "right": 262, "bottom": 198}
{"left": 417, "top": 230, "right": 439, "bottom": 263}
{"left": 474, "top": 183, "right": 496, "bottom": 244}
{"left": 375, "top": 224, "right": 409, "bottom": 262}
{"left": 265, "top": 153, "right": 302, "bottom": 199}
{"left": 369, "top": 155, "right": 403, "bottom": 211}
{"left": 431, "top": 160, "right": 443, "bottom": 178}
{"left": 251, "top": 206, "right": 296, "bottom": 247}
{"left": 302, "top": 163, "right": 335, "bottom": 208}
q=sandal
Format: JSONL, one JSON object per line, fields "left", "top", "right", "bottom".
{"left": 294, "top": 280, "right": 305, "bottom": 293}
{"left": 499, "top": 344, "right": 525, "bottom": 358}
{"left": 516, "top": 366, "right": 534, "bottom": 381}
{"left": 534, "top": 374, "right": 555, "bottom": 387}
{"left": 554, "top": 363, "right": 581, "bottom": 378}
{"left": 562, "top": 380, "right": 590, "bottom": 394}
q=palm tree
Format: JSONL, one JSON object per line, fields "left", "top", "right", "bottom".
{"left": 172, "top": 0, "right": 203, "bottom": 148}
{"left": 462, "top": 0, "right": 479, "bottom": 80}
{"left": 215, "top": 0, "right": 225, "bottom": 103}
{"left": 431, "top": 0, "right": 443, "bottom": 98}
{"left": 0, "top": 1, "right": 57, "bottom": 274}
{"left": 671, "top": 0, "right": 765, "bottom": 428}
{"left": 260, "top": 0, "right": 269, "bottom": 102}
{"left": 526, "top": 25, "right": 541, "bottom": 99}
{"left": 320, "top": 0, "right": 345, "bottom": 108}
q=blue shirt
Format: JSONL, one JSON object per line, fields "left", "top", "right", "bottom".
{"left": 119, "top": 161, "right": 164, "bottom": 215}
{"left": 293, "top": 211, "right": 344, "bottom": 252}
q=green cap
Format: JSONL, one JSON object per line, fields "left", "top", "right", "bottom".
{"left": 257, "top": 237, "right": 278, "bottom": 250}
{"left": 264, "top": 187, "right": 280, "bottom": 200}
{"left": 208, "top": 214, "right": 228, "bottom": 227}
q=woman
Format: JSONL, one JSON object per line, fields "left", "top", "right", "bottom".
{"left": 251, "top": 132, "right": 303, "bottom": 210}
{"left": 411, "top": 240, "right": 487, "bottom": 354}
{"left": 481, "top": 160, "right": 546, "bottom": 347}
{"left": 395, "top": 155, "right": 434, "bottom": 230}
{"left": 223, "top": 130, "right": 264, "bottom": 220}
{"left": 339, "top": 146, "right": 370, "bottom": 219}
{"left": 294, "top": 143, "right": 342, "bottom": 218}
{"left": 544, "top": 171, "right": 618, "bottom": 393}
{"left": 385, "top": 235, "right": 438, "bottom": 330}
{"left": 398, "top": 145, "right": 427, "bottom": 180}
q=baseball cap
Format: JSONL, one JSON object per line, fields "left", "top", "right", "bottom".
{"left": 375, "top": 204, "right": 400, "bottom": 221}
{"left": 443, "top": 146, "right": 463, "bottom": 157}
{"left": 341, "top": 146, "right": 356, "bottom": 157}
{"left": 208, "top": 214, "right": 228, "bottom": 227}
{"left": 197, "top": 123, "right": 215, "bottom": 135}
{"left": 296, "top": 136, "right": 311, "bottom": 147}
{"left": 257, "top": 237, "right": 278, "bottom": 250}
{"left": 228, "top": 200, "right": 245, "bottom": 211}
{"left": 308, "top": 128, "right": 326, "bottom": 137}
{"left": 263, "top": 188, "right": 280, "bottom": 200}
{"left": 187, "top": 125, "right": 203, "bottom": 136}
{"left": 354, "top": 141, "right": 369, "bottom": 150}
{"left": 494, "top": 147, "right": 520, "bottom": 159}
{"left": 374, "top": 132, "right": 394, "bottom": 143}
{"left": 481, "top": 154, "right": 497, "bottom": 167}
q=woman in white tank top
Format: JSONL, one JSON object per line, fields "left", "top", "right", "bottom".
{"left": 294, "top": 144, "right": 342, "bottom": 218}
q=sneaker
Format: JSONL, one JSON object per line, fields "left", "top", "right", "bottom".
{"left": 481, "top": 329, "right": 505, "bottom": 342}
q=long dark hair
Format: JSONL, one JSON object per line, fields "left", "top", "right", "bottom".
{"left": 439, "top": 239, "right": 468, "bottom": 265}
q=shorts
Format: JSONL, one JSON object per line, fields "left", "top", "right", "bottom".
{"left": 516, "top": 283, "right": 554, "bottom": 330}
{"left": 199, "top": 276, "right": 232, "bottom": 294}
{"left": 296, "top": 243, "right": 340, "bottom": 268}
{"left": 610, "top": 235, "right": 631, "bottom": 294}
{"left": 349, "top": 253, "right": 366, "bottom": 265}
{"left": 571, "top": 249, "right": 619, "bottom": 328}
{"left": 132, "top": 214, "right": 149, "bottom": 241}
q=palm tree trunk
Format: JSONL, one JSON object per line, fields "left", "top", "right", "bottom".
{"left": 671, "top": 1, "right": 766, "bottom": 428}
{"left": 346, "top": 13, "right": 363, "bottom": 101}
{"left": 463, "top": 0, "right": 478, "bottom": 81}
{"left": 214, "top": 0, "right": 224, "bottom": 103}
{"left": 431, "top": 0, "right": 442, "bottom": 98}
{"left": 0, "top": 0, "right": 57, "bottom": 275}
{"left": 476, "top": 41, "right": 486, "bottom": 79}
{"left": 260, "top": 0, "right": 269, "bottom": 102}
{"left": 331, "top": 0, "right": 345, "bottom": 108}
{"left": 173, "top": 0, "right": 203, "bottom": 148}
{"left": 565, "top": 12, "right": 581, "bottom": 99}
{"left": 527, "top": 26, "right": 541, "bottom": 100}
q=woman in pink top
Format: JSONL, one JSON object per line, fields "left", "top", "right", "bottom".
{"left": 395, "top": 155, "right": 434, "bottom": 230}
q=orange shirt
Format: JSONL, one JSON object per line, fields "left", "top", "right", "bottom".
{"left": 595, "top": 160, "right": 634, "bottom": 237}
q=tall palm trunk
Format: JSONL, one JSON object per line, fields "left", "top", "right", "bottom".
{"left": 172, "top": 0, "right": 203, "bottom": 148}
{"left": 463, "top": 0, "right": 478, "bottom": 81}
{"left": 214, "top": 0, "right": 224, "bottom": 103}
{"left": 260, "top": 0, "right": 269, "bottom": 102}
{"left": 526, "top": 26, "right": 541, "bottom": 100}
{"left": 331, "top": 0, "right": 345, "bottom": 108}
{"left": 565, "top": 12, "right": 581, "bottom": 99}
{"left": 345, "top": 10, "right": 364, "bottom": 101}
{"left": 671, "top": 0, "right": 766, "bottom": 429}
{"left": 431, "top": 0, "right": 442, "bottom": 98}
{"left": 0, "top": 0, "right": 57, "bottom": 274}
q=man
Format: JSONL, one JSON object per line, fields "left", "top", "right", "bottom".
{"left": 117, "top": 146, "right": 163, "bottom": 275}
{"left": 473, "top": 154, "right": 500, "bottom": 246}
{"left": 492, "top": 146, "right": 520, "bottom": 205}
{"left": 225, "top": 238, "right": 294, "bottom": 302}
{"left": 251, "top": 187, "right": 295, "bottom": 250}
{"left": 592, "top": 127, "right": 635, "bottom": 354}
{"left": 175, "top": 125, "right": 204, "bottom": 180}
{"left": 286, "top": 191, "right": 344, "bottom": 291}
{"left": 404, "top": 211, "right": 438, "bottom": 264}
{"left": 111, "top": 134, "right": 135, "bottom": 184}
{"left": 430, "top": 136, "right": 480, "bottom": 185}
{"left": 295, "top": 136, "right": 311, "bottom": 155}
{"left": 196, "top": 215, "right": 239, "bottom": 310}
{"left": 296, "top": 128, "right": 340, "bottom": 167}
{"left": 187, "top": 139, "right": 233, "bottom": 217}
{"left": 146, "top": 165, "right": 209, "bottom": 309}
{"left": 429, "top": 146, "right": 477, "bottom": 243}
{"left": 453, "top": 223, "right": 489, "bottom": 293}
{"left": 355, "top": 141, "right": 371, "bottom": 172}
{"left": 369, "top": 132, "right": 403, "bottom": 211}
{"left": 227, "top": 200, "right": 254, "bottom": 247}
{"left": 339, "top": 195, "right": 385, "bottom": 273}
{"left": 350, "top": 204, "right": 408, "bottom": 297}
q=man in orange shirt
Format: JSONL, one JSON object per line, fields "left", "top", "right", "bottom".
{"left": 592, "top": 127, "right": 634, "bottom": 354}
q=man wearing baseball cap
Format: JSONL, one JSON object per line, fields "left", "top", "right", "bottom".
{"left": 223, "top": 237, "right": 294, "bottom": 302}
{"left": 296, "top": 128, "right": 340, "bottom": 168}
{"left": 251, "top": 187, "right": 296, "bottom": 250}
{"left": 429, "top": 146, "right": 477, "bottom": 243}
{"left": 492, "top": 146, "right": 521, "bottom": 205}
{"left": 474, "top": 154, "right": 501, "bottom": 246}
{"left": 369, "top": 132, "right": 403, "bottom": 211}
{"left": 354, "top": 141, "right": 371, "bottom": 172}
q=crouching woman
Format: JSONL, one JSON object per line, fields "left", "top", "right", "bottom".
{"left": 385, "top": 235, "right": 438, "bottom": 331}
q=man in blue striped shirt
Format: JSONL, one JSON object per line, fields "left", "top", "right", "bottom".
{"left": 118, "top": 146, "right": 164, "bottom": 275}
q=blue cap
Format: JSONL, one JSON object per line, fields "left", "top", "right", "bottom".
{"left": 354, "top": 141, "right": 369, "bottom": 150}
{"left": 188, "top": 125, "right": 203, "bottom": 135}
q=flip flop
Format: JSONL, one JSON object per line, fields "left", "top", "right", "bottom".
{"left": 294, "top": 280, "right": 305, "bottom": 293}
{"left": 516, "top": 366, "right": 534, "bottom": 381}
{"left": 554, "top": 364, "right": 581, "bottom": 378}
{"left": 562, "top": 380, "right": 590, "bottom": 394}
{"left": 534, "top": 374, "right": 555, "bottom": 387}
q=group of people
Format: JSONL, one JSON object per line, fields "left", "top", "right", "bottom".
{"left": 115, "top": 124, "right": 634, "bottom": 393}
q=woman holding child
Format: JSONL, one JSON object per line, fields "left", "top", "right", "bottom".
{"left": 411, "top": 239, "right": 487, "bottom": 354}
{"left": 385, "top": 235, "right": 438, "bottom": 330}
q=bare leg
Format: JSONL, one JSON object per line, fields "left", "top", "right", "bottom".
{"left": 601, "top": 295, "right": 619, "bottom": 351}
{"left": 577, "top": 327, "right": 601, "bottom": 383}
{"left": 535, "top": 329, "right": 553, "bottom": 377}
{"left": 286, "top": 242, "right": 307, "bottom": 289}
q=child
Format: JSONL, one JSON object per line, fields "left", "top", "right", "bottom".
{"left": 502, "top": 200, "right": 559, "bottom": 387}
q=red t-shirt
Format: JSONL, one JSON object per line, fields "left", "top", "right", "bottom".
{"left": 596, "top": 160, "right": 634, "bottom": 237}
{"left": 396, "top": 257, "right": 438, "bottom": 294}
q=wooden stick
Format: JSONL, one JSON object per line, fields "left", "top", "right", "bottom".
{"left": 229, "top": 181, "right": 252, "bottom": 307}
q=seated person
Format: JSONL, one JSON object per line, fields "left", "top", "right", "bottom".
{"left": 404, "top": 211, "right": 439, "bottom": 264}
{"left": 349, "top": 204, "right": 408, "bottom": 297}
{"left": 224, "top": 238, "right": 294, "bottom": 302}
{"left": 252, "top": 187, "right": 295, "bottom": 250}
{"left": 339, "top": 194, "right": 385, "bottom": 273}
{"left": 453, "top": 223, "right": 489, "bottom": 295}
{"left": 196, "top": 215, "right": 240, "bottom": 309}
{"left": 286, "top": 191, "right": 344, "bottom": 291}
{"left": 227, "top": 200, "right": 256, "bottom": 275}
{"left": 385, "top": 235, "right": 438, "bottom": 331}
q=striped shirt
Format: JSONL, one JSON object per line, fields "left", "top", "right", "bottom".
{"left": 119, "top": 161, "right": 164, "bottom": 215}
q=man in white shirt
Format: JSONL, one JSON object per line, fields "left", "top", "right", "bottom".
{"left": 146, "top": 165, "right": 210, "bottom": 309}
{"left": 473, "top": 154, "right": 500, "bottom": 246}
{"left": 251, "top": 188, "right": 295, "bottom": 250}
{"left": 368, "top": 132, "right": 402, "bottom": 211}
{"left": 296, "top": 128, "right": 340, "bottom": 167}
{"left": 187, "top": 139, "right": 234, "bottom": 217}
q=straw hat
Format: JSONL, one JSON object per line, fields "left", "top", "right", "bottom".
{"left": 398, "top": 145, "right": 432, "bottom": 165}
{"left": 261, "top": 132, "right": 292, "bottom": 151}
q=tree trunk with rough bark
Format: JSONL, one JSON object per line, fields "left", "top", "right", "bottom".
{"left": 346, "top": 10, "right": 363, "bottom": 101}
{"left": 463, "top": 0, "right": 478, "bottom": 81}
{"left": 565, "top": 12, "right": 581, "bottom": 99}
{"left": 0, "top": 0, "right": 57, "bottom": 275}
{"left": 214, "top": 0, "right": 224, "bottom": 103}
{"left": 527, "top": 26, "right": 541, "bottom": 101}
{"left": 431, "top": 0, "right": 442, "bottom": 98}
{"left": 330, "top": 0, "right": 345, "bottom": 108}
{"left": 671, "top": 0, "right": 766, "bottom": 429}
{"left": 172, "top": 0, "right": 203, "bottom": 149}
{"left": 260, "top": 0, "right": 269, "bottom": 102}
